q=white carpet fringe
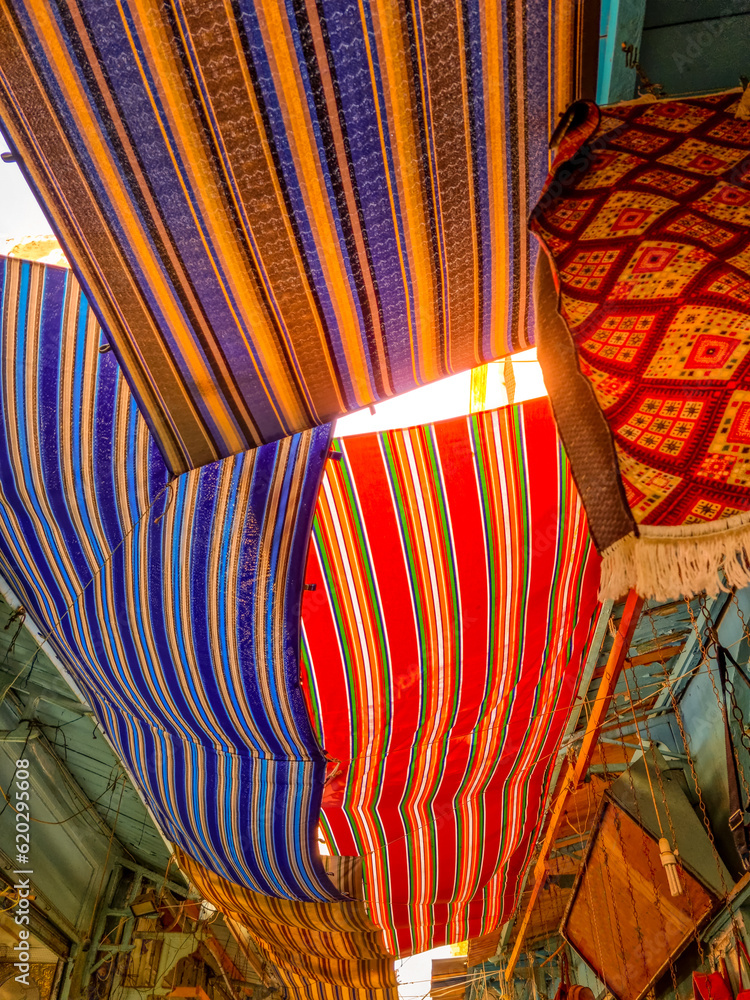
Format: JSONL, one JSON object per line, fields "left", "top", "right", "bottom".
{"left": 599, "top": 512, "right": 750, "bottom": 601}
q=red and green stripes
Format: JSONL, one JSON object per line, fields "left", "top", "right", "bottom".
{"left": 300, "top": 399, "right": 601, "bottom": 953}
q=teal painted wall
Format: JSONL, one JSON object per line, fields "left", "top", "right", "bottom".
{"left": 597, "top": 0, "right": 647, "bottom": 103}
{"left": 641, "top": 2, "right": 750, "bottom": 97}
{"left": 597, "top": 0, "right": 750, "bottom": 102}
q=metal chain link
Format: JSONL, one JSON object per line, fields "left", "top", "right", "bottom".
{"left": 726, "top": 590, "right": 750, "bottom": 758}
{"left": 683, "top": 599, "right": 736, "bottom": 898}
{"left": 681, "top": 598, "right": 746, "bottom": 956}
{"left": 662, "top": 644, "right": 730, "bottom": 897}
{"left": 692, "top": 596, "right": 750, "bottom": 810}
{"left": 729, "top": 588, "right": 750, "bottom": 649}
{"left": 645, "top": 604, "right": 707, "bottom": 969}
{"left": 726, "top": 677, "right": 750, "bottom": 756}
{"left": 533, "top": 832, "right": 556, "bottom": 999}
{"left": 613, "top": 680, "right": 682, "bottom": 1000}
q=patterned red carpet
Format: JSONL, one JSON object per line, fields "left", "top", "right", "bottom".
{"left": 531, "top": 91, "right": 750, "bottom": 599}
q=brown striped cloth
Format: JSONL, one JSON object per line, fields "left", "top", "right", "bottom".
{"left": 0, "top": 0, "right": 585, "bottom": 472}
{"left": 176, "top": 848, "right": 398, "bottom": 992}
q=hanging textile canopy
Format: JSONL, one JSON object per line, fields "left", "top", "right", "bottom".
{"left": 176, "top": 847, "right": 398, "bottom": 994}
{"left": 299, "top": 398, "right": 601, "bottom": 954}
{"left": 531, "top": 91, "right": 750, "bottom": 601}
{"left": 0, "top": 0, "right": 583, "bottom": 473}
{"left": 0, "top": 254, "right": 337, "bottom": 901}
{"left": 271, "top": 974, "right": 397, "bottom": 1000}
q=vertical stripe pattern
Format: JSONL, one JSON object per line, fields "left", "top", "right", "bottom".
{"left": 0, "top": 0, "right": 582, "bottom": 472}
{"left": 0, "top": 254, "right": 337, "bottom": 900}
{"left": 176, "top": 847, "right": 398, "bottom": 990}
{"left": 300, "top": 400, "right": 601, "bottom": 953}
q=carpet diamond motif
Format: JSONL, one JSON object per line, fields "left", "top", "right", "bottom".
{"left": 532, "top": 91, "right": 750, "bottom": 530}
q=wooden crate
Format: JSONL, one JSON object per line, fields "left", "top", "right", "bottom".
{"left": 561, "top": 794, "right": 720, "bottom": 1000}
{"left": 431, "top": 958, "right": 468, "bottom": 1000}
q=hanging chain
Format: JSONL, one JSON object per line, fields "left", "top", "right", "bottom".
{"left": 692, "top": 596, "right": 750, "bottom": 810}
{"left": 726, "top": 676, "right": 750, "bottom": 756}
{"left": 682, "top": 598, "right": 746, "bottom": 951}
{"left": 681, "top": 603, "right": 731, "bottom": 882}
{"left": 726, "top": 589, "right": 750, "bottom": 758}
{"left": 613, "top": 678, "right": 681, "bottom": 999}
{"left": 533, "top": 830, "right": 555, "bottom": 997}
{"left": 661, "top": 628, "right": 729, "bottom": 896}
{"left": 598, "top": 722, "right": 651, "bottom": 987}
{"left": 729, "top": 588, "right": 750, "bottom": 649}
{"left": 644, "top": 604, "right": 707, "bottom": 968}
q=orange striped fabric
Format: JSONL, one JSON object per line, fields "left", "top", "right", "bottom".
{"left": 176, "top": 848, "right": 397, "bottom": 991}
{"left": 0, "top": 0, "right": 583, "bottom": 471}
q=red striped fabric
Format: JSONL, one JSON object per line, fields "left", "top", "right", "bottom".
{"left": 300, "top": 398, "right": 601, "bottom": 954}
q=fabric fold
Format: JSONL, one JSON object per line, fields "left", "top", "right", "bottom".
{"left": 299, "top": 400, "right": 601, "bottom": 953}
{"left": 176, "top": 847, "right": 397, "bottom": 992}
{"left": 0, "top": 0, "right": 582, "bottom": 472}
{"left": 0, "top": 254, "right": 336, "bottom": 900}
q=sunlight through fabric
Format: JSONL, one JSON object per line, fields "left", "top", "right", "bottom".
{"left": 0, "top": 0, "right": 581, "bottom": 472}
{"left": 300, "top": 399, "right": 601, "bottom": 953}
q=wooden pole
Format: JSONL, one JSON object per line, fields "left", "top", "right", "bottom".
{"left": 504, "top": 589, "right": 644, "bottom": 981}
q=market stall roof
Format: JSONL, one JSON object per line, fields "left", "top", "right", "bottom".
{"left": 301, "top": 398, "right": 601, "bottom": 955}
{"left": 0, "top": 0, "right": 587, "bottom": 473}
{"left": 0, "top": 253, "right": 336, "bottom": 902}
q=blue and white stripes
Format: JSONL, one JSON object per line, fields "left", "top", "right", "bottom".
{"left": 0, "top": 254, "right": 337, "bottom": 900}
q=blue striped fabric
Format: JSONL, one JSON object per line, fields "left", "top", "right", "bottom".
{"left": 0, "top": 254, "right": 338, "bottom": 900}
